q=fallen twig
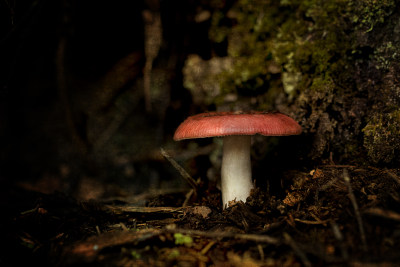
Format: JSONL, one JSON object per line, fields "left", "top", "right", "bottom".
{"left": 283, "top": 232, "right": 312, "bottom": 267}
{"left": 330, "top": 221, "right": 348, "bottom": 260}
{"left": 183, "top": 189, "right": 195, "bottom": 207}
{"left": 165, "top": 227, "right": 280, "bottom": 245}
{"left": 321, "top": 165, "right": 356, "bottom": 168}
{"left": 257, "top": 244, "right": 265, "bottom": 261}
{"left": 294, "top": 218, "right": 329, "bottom": 225}
{"left": 66, "top": 229, "right": 161, "bottom": 260}
{"left": 105, "top": 205, "right": 184, "bottom": 215}
{"left": 160, "top": 147, "right": 198, "bottom": 193}
{"left": 384, "top": 168, "right": 400, "bottom": 186}
{"left": 364, "top": 207, "right": 400, "bottom": 222}
{"left": 342, "top": 169, "right": 368, "bottom": 252}
{"left": 201, "top": 241, "right": 216, "bottom": 255}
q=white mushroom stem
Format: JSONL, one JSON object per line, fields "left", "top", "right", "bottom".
{"left": 221, "top": 135, "right": 254, "bottom": 209}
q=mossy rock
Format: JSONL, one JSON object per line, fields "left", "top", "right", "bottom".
{"left": 204, "top": 0, "right": 400, "bottom": 165}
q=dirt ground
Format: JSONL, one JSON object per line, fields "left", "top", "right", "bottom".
{"left": 1, "top": 165, "right": 400, "bottom": 266}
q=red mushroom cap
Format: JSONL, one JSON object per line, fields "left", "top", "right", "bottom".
{"left": 174, "top": 111, "right": 302, "bottom": 141}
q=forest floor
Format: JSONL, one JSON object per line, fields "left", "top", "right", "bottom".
{"left": 1, "top": 165, "right": 400, "bottom": 266}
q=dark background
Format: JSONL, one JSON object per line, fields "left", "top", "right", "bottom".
{"left": 0, "top": 0, "right": 239, "bottom": 200}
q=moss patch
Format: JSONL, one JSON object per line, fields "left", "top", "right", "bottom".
{"left": 206, "top": 0, "right": 400, "bottom": 164}
{"left": 363, "top": 110, "right": 400, "bottom": 165}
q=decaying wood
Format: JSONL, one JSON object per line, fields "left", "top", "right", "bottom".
{"left": 105, "top": 205, "right": 185, "bottom": 215}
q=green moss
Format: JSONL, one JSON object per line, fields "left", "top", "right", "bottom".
{"left": 209, "top": 0, "right": 396, "bottom": 102}
{"left": 272, "top": 1, "right": 355, "bottom": 96}
{"left": 174, "top": 233, "right": 193, "bottom": 246}
{"left": 167, "top": 249, "right": 180, "bottom": 259}
{"left": 309, "top": 77, "right": 335, "bottom": 93}
{"left": 209, "top": 0, "right": 348, "bottom": 103}
{"left": 349, "top": 0, "right": 395, "bottom": 32}
{"left": 206, "top": 0, "right": 398, "bottom": 163}
{"left": 363, "top": 110, "right": 400, "bottom": 164}
{"left": 130, "top": 250, "right": 141, "bottom": 260}
{"left": 372, "top": 41, "right": 400, "bottom": 70}
{"left": 209, "top": 0, "right": 285, "bottom": 100}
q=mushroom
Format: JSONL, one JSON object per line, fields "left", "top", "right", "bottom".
{"left": 174, "top": 111, "right": 302, "bottom": 208}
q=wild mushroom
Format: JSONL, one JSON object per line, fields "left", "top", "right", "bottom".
{"left": 174, "top": 111, "right": 302, "bottom": 209}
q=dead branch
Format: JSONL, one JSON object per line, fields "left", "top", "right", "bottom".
{"left": 384, "top": 168, "right": 400, "bottom": 186}
{"left": 104, "top": 205, "right": 185, "bottom": 215}
{"left": 294, "top": 218, "right": 329, "bottom": 225}
{"left": 283, "top": 232, "right": 312, "bottom": 267}
{"left": 160, "top": 147, "right": 198, "bottom": 193}
{"left": 321, "top": 165, "right": 357, "bottom": 168}
{"left": 330, "top": 221, "right": 349, "bottom": 260}
{"left": 165, "top": 228, "right": 280, "bottom": 245}
{"left": 364, "top": 208, "right": 400, "bottom": 222}
{"left": 342, "top": 169, "right": 368, "bottom": 252}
